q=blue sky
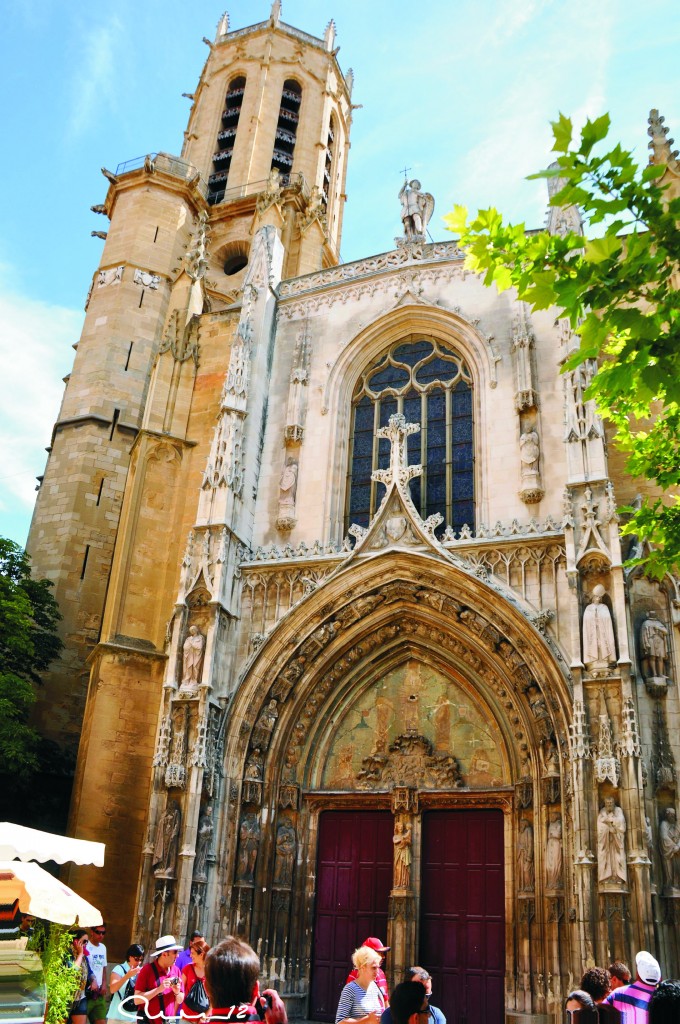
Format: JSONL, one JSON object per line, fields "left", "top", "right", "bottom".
{"left": 1, "top": 0, "right": 678, "bottom": 545}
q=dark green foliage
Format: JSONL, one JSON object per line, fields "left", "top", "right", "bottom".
{"left": 0, "top": 537, "right": 63, "bottom": 778}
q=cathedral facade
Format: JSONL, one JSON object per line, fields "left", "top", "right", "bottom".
{"left": 26, "top": 8, "right": 680, "bottom": 1024}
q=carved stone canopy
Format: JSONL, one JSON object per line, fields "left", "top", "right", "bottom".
{"left": 356, "top": 733, "right": 464, "bottom": 790}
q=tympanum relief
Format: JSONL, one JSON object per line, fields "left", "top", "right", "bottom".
{"left": 321, "top": 659, "right": 505, "bottom": 790}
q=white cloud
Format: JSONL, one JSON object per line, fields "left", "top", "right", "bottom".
{"left": 0, "top": 274, "right": 82, "bottom": 544}
{"left": 67, "top": 15, "right": 124, "bottom": 139}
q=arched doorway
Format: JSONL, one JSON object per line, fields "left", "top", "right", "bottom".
{"left": 219, "top": 547, "right": 573, "bottom": 1021}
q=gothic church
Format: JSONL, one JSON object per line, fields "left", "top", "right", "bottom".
{"left": 26, "top": 6, "right": 680, "bottom": 1023}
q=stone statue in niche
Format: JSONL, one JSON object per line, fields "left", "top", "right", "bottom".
{"left": 392, "top": 816, "right": 413, "bottom": 890}
{"left": 659, "top": 807, "right": 680, "bottom": 895}
{"left": 242, "top": 749, "right": 264, "bottom": 806}
{"left": 252, "top": 700, "right": 279, "bottom": 751}
{"left": 276, "top": 458, "right": 299, "bottom": 531}
{"left": 582, "top": 585, "right": 617, "bottom": 670}
{"left": 193, "top": 805, "right": 214, "bottom": 882}
{"left": 519, "top": 430, "right": 543, "bottom": 503}
{"left": 640, "top": 612, "right": 669, "bottom": 688}
{"left": 153, "top": 799, "right": 181, "bottom": 877}
{"left": 545, "top": 813, "right": 563, "bottom": 890}
{"left": 398, "top": 179, "right": 434, "bottom": 241}
{"left": 517, "top": 818, "right": 535, "bottom": 893}
{"left": 597, "top": 796, "right": 627, "bottom": 888}
{"left": 236, "top": 813, "right": 260, "bottom": 884}
{"left": 273, "top": 820, "right": 296, "bottom": 888}
{"left": 180, "top": 625, "right": 206, "bottom": 693}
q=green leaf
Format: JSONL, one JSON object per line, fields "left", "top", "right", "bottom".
{"left": 584, "top": 235, "right": 622, "bottom": 263}
{"left": 443, "top": 204, "right": 468, "bottom": 234}
{"left": 579, "top": 114, "right": 611, "bottom": 157}
{"left": 551, "top": 113, "right": 573, "bottom": 153}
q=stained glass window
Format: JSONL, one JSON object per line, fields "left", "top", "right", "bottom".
{"left": 346, "top": 337, "right": 474, "bottom": 537}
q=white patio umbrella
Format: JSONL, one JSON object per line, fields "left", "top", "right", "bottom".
{"left": 0, "top": 861, "right": 103, "bottom": 926}
{"left": 0, "top": 823, "right": 105, "bottom": 866}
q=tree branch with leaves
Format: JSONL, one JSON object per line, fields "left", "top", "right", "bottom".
{"left": 445, "top": 113, "right": 680, "bottom": 577}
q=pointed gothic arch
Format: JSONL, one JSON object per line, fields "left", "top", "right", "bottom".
{"left": 321, "top": 303, "right": 498, "bottom": 539}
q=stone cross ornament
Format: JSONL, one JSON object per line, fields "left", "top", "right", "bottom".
{"left": 372, "top": 413, "right": 422, "bottom": 491}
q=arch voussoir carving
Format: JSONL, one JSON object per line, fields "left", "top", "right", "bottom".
{"left": 226, "top": 555, "right": 572, "bottom": 807}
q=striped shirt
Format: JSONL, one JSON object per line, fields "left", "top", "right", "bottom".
{"left": 604, "top": 980, "right": 657, "bottom": 1023}
{"left": 336, "top": 981, "right": 385, "bottom": 1023}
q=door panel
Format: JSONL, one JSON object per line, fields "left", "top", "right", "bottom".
{"left": 310, "top": 810, "right": 393, "bottom": 1022}
{"left": 420, "top": 810, "right": 504, "bottom": 1024}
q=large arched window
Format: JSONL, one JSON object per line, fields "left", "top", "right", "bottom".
{"left": 346, "top": 337, "right": 474, "bottom": 537}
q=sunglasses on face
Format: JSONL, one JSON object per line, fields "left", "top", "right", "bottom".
{"left": 92, "top": 929, "right": 106, "bottom": 935}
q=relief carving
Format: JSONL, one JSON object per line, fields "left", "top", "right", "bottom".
{"left": 165, "top": 705, "right": 188, "bottom": 789}
{"left": 356, "top": 733, "right": 464, "bottom": 790}
{"left": 251, "top": 700, "right": 279, "bottom": 751}
{"left": 242, "top": 749, "right": 264, "bottom": 806}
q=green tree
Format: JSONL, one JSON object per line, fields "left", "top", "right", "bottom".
{"left": 445, "top": 113, "right": 680, "bottom": 577}
{"left": 29, "top": 923, "right": 82, "bottom": 1024}
{"left": 0, "top": 537, "right": 62, "bottom": 777}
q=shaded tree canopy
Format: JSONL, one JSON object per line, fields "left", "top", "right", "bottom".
{"left": 0, "top": 537, "right": 62, "bottom": 777}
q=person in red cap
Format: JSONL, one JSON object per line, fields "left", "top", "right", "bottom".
{"left": 346, "top": 938, "right": 390, "bottom": 1003}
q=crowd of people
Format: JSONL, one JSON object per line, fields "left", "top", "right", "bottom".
{"left": 62, "top": 925, "right": 680, "bottom": 1024}
{"left": 565, "top": 951, "right": 680, "bottom": 1022}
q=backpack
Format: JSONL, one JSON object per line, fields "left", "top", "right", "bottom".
{"left": 183, "top": 976, "right": 210, "bottom": 1018}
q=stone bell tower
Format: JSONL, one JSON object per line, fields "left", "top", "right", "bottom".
{"left": 182, "top": 4, "right": 353, "bottom": 278}
{"left": 25, "top": 5, "right": 354, "bottom": 944}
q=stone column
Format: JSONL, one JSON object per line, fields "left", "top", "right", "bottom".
{"left": 387, "top": 789, "right": 419, "bottom": 987}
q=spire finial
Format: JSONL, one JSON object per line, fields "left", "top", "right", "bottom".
{"left": 648, "top": 109, "right": 679, "bottom": 171}
{"left": 324, "top": 19, "right": 336, "bottom": 50}
{"left": 270, "top": 1, "right": 281, "bottom": 25}
{"left": 216, "top": 12, "right": 229, "bottom": 39}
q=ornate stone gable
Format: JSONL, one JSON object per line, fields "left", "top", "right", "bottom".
{"left": 340, "top": 412, "right": 463, "bottom": 566}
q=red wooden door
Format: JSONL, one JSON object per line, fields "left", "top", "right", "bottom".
{"left": 310, "top": 810, "right": 393, "bottom": 1022}
{"left": 420, "top": 809, "right": 505, "bottom": 1024}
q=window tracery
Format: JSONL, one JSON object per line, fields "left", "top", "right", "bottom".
{"left": 346, "top": 337, "right": 474, "bottom": 537}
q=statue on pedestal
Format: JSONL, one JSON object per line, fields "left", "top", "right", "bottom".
{"left": 180, "top": 626, "right": 206, "bottom": 693}
{"left": 582, "top": 585, "right": 616, "bottom": 670}
{"left": 194, "top": 805, "right": 214, "bottom": 882}
{"left": 545, "top": 813, "right": 563, "bottom": 890}
{"left": 597, "top": 797, "right": 627, "bottom": 888}
{"left": 398, "top": 178, "right": 434, "bottom": 241}
{"left": 393, "top": 817, "right": 413, "bottom": 889}
{"left": 153, "top": 800, "right": 181, "bottom": 877}
{"left": 660, "top": 807, "right": 680, "bottom": 895}
{"left": 640, "top": 612, "right": 669, "bottom": 689}
{"left": 517, "top": 818, "right": 535, "bottom": 893}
